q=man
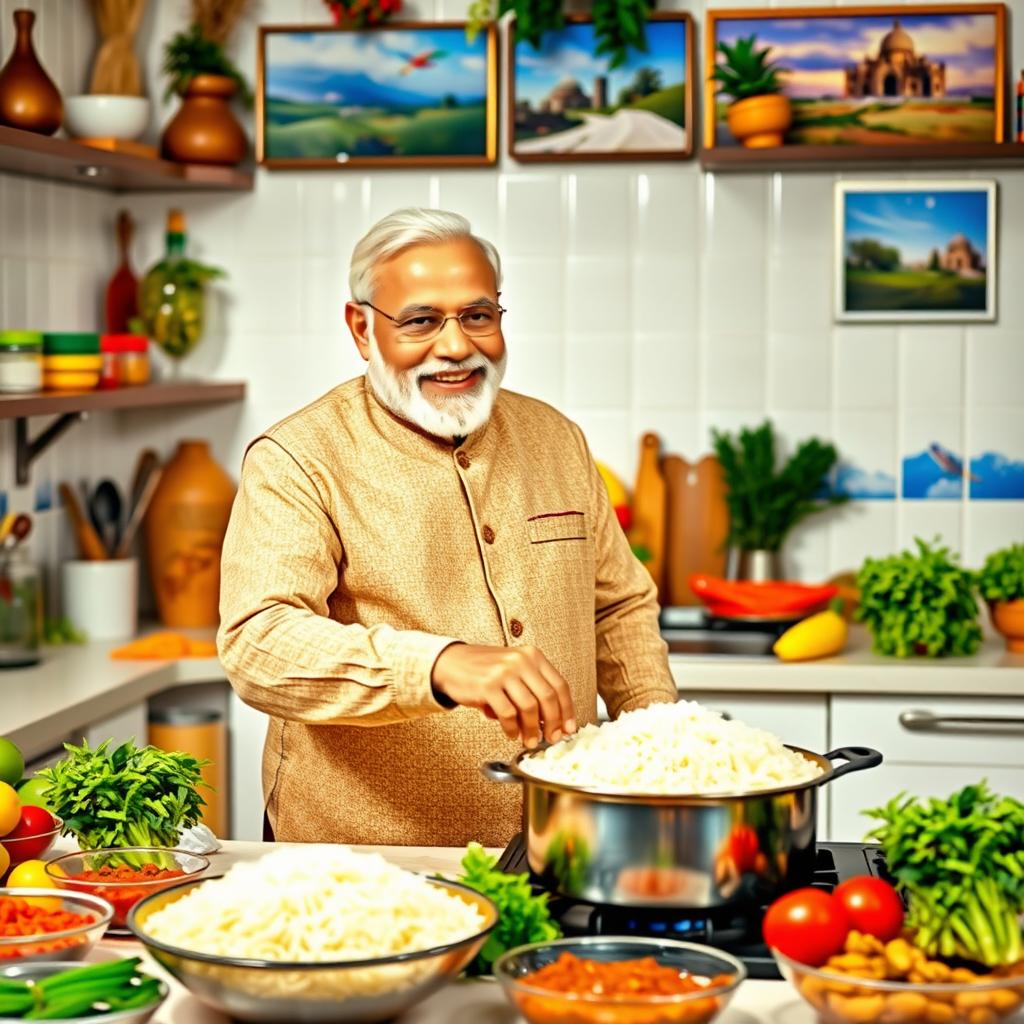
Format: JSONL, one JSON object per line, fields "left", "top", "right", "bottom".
{"left": 218, "top": 207, "right": 677, "bottom": 847}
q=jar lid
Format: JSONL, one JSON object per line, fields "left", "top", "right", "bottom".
{"left": 42, "top": 332, "right": 100, "bottom": 355}
{"left": 100, "top": 334, "right": 149, "bottom": 354}
{"left": 0, "top": 331, "right": 43, "bottom": 349}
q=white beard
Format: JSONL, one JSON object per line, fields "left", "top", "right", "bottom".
{"left": 365, "top": 329, "right": 507, "bottom": 441}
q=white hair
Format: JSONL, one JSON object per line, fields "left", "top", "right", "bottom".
{"left": 349, "top": 208, "right": 502, "bottom": 302}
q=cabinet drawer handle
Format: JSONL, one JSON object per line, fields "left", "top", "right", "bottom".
{"left": 899, "top": 709, "right": 1024, "bottom": 733}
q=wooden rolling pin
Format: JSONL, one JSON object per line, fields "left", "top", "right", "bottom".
{"left": 59, "top": 483, "right": 108, "bottom": 561}
{"left": 631, "top": 433, "right": 667, "bottom": 595}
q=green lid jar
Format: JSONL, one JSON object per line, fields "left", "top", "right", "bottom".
{"left": 0, "top": 331, "right": 43, "bottom": 350}
{"left": 0, "top": 332, "right": 43, "bottom": 393}
{"left": 42, "top": 332, "right": 100, "bottom": 355}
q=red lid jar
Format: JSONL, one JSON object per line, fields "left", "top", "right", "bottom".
{"left": 100, "top": 334, "right": 150, "bottom": 388}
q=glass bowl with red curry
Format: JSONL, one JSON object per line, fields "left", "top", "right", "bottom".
{"left": 494, "top": 936, "right": 746, "bottom": 1024}
{"left": 46, "top": 848, "right": 209, "bottom": 933}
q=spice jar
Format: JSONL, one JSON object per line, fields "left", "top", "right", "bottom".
{"left": 0, "top": 331, "right": 43, "bottom": 393}
{"left": 100, "top": 334, "right": 150, "bottom": 388}
{"left": 0, "top": 545, "right": 42, "bottom": 669}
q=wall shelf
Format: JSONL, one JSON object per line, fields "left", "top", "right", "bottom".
{"left": 700, "top": 141, "right": 1024, "bottom": 173}
{"left": 1, "top": 381, "right": 246, "bottom": 484}
{"left": 0, "top": 125, "right": 253, "bottom": 192}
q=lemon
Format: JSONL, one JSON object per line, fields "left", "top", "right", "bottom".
{"left": 7, "top": 858, "right": 61, "bottom": 911}
{"left": 0, "top": 782, "right": 20, "bottom": 835}
{"left": 0, "top": 844, "right": 9, "bottom": 879}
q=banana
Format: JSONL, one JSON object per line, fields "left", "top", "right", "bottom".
{"left": 773, "top": 608, "right": 848, "bottom": 662}
{"left": 595, "top": 461, "right": 629, "bottom": 509}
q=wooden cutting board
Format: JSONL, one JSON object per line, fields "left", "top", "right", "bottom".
{"left": 631, "top": 433, "right": 667, "bottom": 596}
{"left": 663, "top": 454, "right": 730, "bottom": 606}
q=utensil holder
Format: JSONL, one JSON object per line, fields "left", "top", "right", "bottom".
{"left": 61, "top": 558, "right": 138, "bottom": 641}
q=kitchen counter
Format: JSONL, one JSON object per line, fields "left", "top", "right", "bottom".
{"left": 84, "top": 841, "right": 811, "bottom": 1024}
{"left": 4, "top": 628, "right": 1021, "bottom": 756}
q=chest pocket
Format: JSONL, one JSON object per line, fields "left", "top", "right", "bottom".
{"left": 527, "top": 511, "right": 587, "bottom": 544}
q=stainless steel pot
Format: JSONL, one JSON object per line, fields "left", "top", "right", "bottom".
{"left": 483, "top": 745, "right": 881, "bottom": 910}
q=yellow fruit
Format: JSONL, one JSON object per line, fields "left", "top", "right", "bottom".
{"left": 773, "top": 609, "right": 848, "bottom": 662}
{"left": 7, "top": 858, "right": 62, "bottom": 910}
{"left": 0, "top": 844, "right": 9, "bottom": 878}
{"left": 0, "top": 782, "right": 20, "bottom": 835}
{"left": 596, "top": 461, "right": 629, "bottom": 508}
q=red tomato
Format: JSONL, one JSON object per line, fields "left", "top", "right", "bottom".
{"left": 1, "top": 806, "right": 56, "bottom": 861}
{"left": 727, "top": 824, "right": 760, "bottom": 874}
{"left": 833, "top": 877, "right": 904, "bottom": 942}
{"left": 763, "top": 887, "right": 850, "bottom": 967}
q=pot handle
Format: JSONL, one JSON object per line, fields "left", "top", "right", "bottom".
{"left": 481, "top": 761, "right": 519, "bottom": 784}
{"left": 823, "top": 746, "right": 883, "bottom": 781}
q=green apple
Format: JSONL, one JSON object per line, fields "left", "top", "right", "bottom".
{"left": 15, "top": 775, "right": 52, "bottom": 811}
{"left": 0, "top": 739, "right": 24, "bottom": 788}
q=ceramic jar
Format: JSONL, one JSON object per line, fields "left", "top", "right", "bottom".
{"left": 160, "top": 74, "right": 246, "bottom": 165}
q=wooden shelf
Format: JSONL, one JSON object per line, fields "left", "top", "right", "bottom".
{"left": 0, "top": 380, "right": 246, "bottom": 420}
{"left": 699, "top": 141, "right": 1024, "bottom": 173}
{"left": 0, "top": 125, "right": 253, "bottom": 192}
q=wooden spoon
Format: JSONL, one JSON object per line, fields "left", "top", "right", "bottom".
{"left": 59, "top": 483, "right": 108, "bottom": 561}
{"left": 115, "top": 465, "right": 161, "bottom": 559}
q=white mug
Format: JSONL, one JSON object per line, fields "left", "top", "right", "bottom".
{"left": 61, "top": 559, "right": 139, "bottom": 641}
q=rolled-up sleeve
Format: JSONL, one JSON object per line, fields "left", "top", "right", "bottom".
{"left": 573, "top": 429, "right": 677, "bottom": 718}
{"left": 217, "top": 437, "right": 459, "bottom": 726}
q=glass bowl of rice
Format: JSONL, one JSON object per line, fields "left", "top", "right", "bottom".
{"left": 127, "top": 847, "right": 498, "bottom": 1023}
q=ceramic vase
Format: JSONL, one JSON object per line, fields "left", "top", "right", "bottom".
{"left": 144, "top": 440, "right": 236, "bottom": 628}
{"left": 160, "top": 74, "right": 246, "bottom": 165}
{"left": 989, "top": 599, "right": 1024, "bottom": 653}
{"left": 726, "top": 93, "right": 792, "bottom": 149}
{"left": 0, "top": 9, "right": 63, "bottom": 135}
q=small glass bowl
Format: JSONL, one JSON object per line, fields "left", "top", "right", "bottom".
{"left": 0, "top": 816, "right": 63, "bottom": 866}
{"left": 494, "top": 936, "right": 746, "bottom": 1024}
{"left": 47, "top": 848, "right": 209, "bottom": 932}
{"left": 0, "top": 888, "right": 112, "bottom": 964}
{"left": 774, "top": 947, "right": 1024, "bottom": 1024}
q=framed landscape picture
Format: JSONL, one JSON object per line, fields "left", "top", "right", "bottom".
{"left": 835, "top": 181, "right": 997, "bottom": 322}
{"left": 705, "top": 4, "right": 1005, "bottom": 149}
{"left": 257, "top": 22, "right": 498, "bottom": 168}
{"left": 509, "top": 13, "right": 693, "bottom": 162}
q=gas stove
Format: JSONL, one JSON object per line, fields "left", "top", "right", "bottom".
{"left": 497, "top": 834, "right": 892, "bottom": 979}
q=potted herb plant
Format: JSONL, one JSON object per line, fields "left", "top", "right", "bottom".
{"left": 976, "top": 542, "right": 1024, "bottom": 652}
{"left": 712, "top": 34, "right": 791, "bottom": 148}
{"left": 160, "top": 0, "right": 252, "bottom": 166}
{"left": 856, "top": 538, "right": 982, "bottom": 658}
{"left": 711, "top": 420, "right": 845, "bottom": 581}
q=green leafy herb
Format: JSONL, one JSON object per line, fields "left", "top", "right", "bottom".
{"left": 712, "top": 419, "right": 846, "bottom": 553}
{"left": 453, "top": 842, "right": 561, "bottom": 975}
{"left": 713, "top": 35, "right": 787, "bottom": 103}
{"left": 855, "top": 537, "right": 982, "bottom": 657}
{"left": 39, "top": 738, "right": 210, "bottom": 850}
{"left": 162, "top": 23, "right": 252, "bottom": 105}
{"left": 865, "top": 783, "right": 1024, "bottom": 966}
{"left": 42, "top": 617, "right": 87, "bottom": 645}
{"left": 976, "top": 543, "right": 1024, "bottom": 603}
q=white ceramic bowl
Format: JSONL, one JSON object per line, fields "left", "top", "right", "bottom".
{"left": 64, "top": 95, "right": 150, "bottom": 140}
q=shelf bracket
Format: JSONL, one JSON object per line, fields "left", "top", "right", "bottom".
{"left": 15, "top": 412, "right": 87, "bottom": 486}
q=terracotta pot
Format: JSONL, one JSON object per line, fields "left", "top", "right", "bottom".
{"left": 726, "top": 93, "right": 792, "bottom": 149}
{"left": 0, "top": 9, "right": 63, "bottom": 135}
{"left": 989, "top": 599, "right": 1024, "bottom": 653}
{"left": 160, "top": 74, "right": 246, "bottom": 166}
{"left": 144, "top": 440, "right": 236, "bottom": 628}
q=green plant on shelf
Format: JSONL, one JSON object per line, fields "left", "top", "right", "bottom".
{"left": 163, "top": 23, "right": 252, "bottom": 105}
{"left": 976, "top": 542, "right": 1024, "bottom": 603}
{"left": 712, "top": 35, "right": 786, "bottom": 103}
{"left": 855, "top": 537, "right": 982, "bottom": 658}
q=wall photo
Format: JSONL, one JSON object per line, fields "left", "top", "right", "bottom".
{"left": 835, "top": 181, "right": 997, "bottom": 322}
{"left": 509, "top": 13, "right": 693, "bottom": 161}
{"left": 257, "top": 22, "right": 498, "bottom": 168}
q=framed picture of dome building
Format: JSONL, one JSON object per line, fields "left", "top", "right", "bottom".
{"left": 705, "top": 5, "right": 1006, "bottom": 149}
{"left": 508, "top": 13, "right": 693, "bottom": 162}
{"left": 835, "top": 181, "right": 997, "bottom": 322}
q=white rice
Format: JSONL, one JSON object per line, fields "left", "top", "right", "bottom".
{"left": 520, "top": 700, "right": 823, "bottom": 794}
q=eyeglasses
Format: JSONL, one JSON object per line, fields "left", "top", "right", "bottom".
{"left": 360, "top": 300, "right": 506, "bottom": 344}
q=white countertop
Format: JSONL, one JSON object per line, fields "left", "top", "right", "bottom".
{"left": 79, "top": 841, "right": 811, "bottom": 1024}
{"left": 3, "top": 627, "right": 1021, "bottom": 754}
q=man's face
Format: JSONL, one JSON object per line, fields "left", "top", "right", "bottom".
{"left": 346, "top": 238, "right": 507, "bottom": 440}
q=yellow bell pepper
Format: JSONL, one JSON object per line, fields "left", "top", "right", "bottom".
{"left": 773, "top": 607, "right": 848, "bottom": 662}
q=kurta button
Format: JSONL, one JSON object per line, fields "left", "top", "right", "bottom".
{"left": 509, "top": 618, "right": 524, "bottom": 637}
{"left": 457, "top": 451, "right": 470, "bottom": 469}
{"left": 482, "top": 525, "right": 495, "bottom": 544}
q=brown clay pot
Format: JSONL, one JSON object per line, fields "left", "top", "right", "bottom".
{"left": 726, "top": 93, "right": 792, "bottom": 149}
{"left": 144, "top": 440, "right": 236, "bottom": 628}
{"left": 989, "top": 599, "right": 1024, "bottom": 653}
{"left": 0, "top": 9, "right": 63, "bottom": 135}
{"left": 160, "top": 74, "right": 247, "bottom": 165}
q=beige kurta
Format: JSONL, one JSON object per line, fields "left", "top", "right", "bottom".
{"left": 217, "top": 376, "right": 677, "bottom": 846}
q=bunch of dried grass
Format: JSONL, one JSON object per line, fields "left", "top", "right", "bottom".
{"left": 190, "top": 0, "right": 252, "bottom": 46}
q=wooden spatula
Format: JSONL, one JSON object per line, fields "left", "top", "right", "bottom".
{"left": 59, "top": 483, "right": 108, "bottom": 561}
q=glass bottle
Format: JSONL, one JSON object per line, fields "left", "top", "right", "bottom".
{"left": 138, "top": 209, "right": 207, "bottom": 363}
{"left": 0, "top": 545, "right": 42, "bottom": 669}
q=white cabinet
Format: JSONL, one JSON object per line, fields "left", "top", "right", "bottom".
{"left": 830, "top": 695, "right": 1024, "bottom": 841}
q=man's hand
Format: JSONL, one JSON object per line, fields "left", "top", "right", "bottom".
{"left": 431, "top": 643, "right": 578, "bottom": 748}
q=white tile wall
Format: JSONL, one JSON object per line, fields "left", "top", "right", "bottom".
{"left": 1, "top": 0, "right": 1022, "bottom": 602}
